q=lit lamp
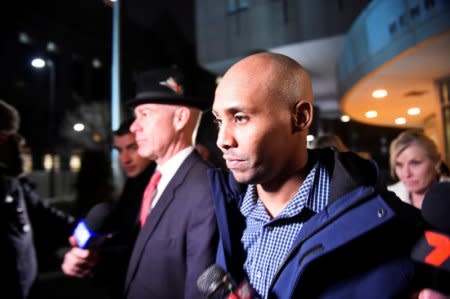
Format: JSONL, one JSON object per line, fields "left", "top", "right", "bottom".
{"left": 31, "top": 57, "right": 56, "bottom": 198}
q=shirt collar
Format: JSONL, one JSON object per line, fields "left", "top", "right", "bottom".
{"left": 240, "top": 161, "right": 322, "bottom": 219}
{"left": 156, "top": 146, "right": 194, "bottom": 191}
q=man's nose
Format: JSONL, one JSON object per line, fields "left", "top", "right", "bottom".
{"left": 216, "top": 123, "right": 236, "bottom": 151}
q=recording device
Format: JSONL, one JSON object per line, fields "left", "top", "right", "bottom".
{"left": 73, "top": 202, "right": 114, "bottom": 249}
{"left": 411, "top": 182, "right": 450, "bottom": 294}
{"left": 197, "top": 264, "right": 257, "bottom": 299}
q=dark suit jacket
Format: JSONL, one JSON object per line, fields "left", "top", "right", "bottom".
{"left": 123, "top": 151, "right": 218, "bottom": 299}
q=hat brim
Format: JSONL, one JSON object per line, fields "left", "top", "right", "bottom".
{"left": 126, "top": 95, "right": 210, "bottom": 111}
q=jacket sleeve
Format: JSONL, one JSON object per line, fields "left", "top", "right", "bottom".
{"left": 184, "top": 182, "right": 218, "bottom": 299}
{"left": 21, "top": 177, "right": 76, "bottom": 264}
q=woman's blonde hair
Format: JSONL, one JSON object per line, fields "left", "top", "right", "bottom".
{"left": 389, "top": 129, "right": 440, "bottom": 179}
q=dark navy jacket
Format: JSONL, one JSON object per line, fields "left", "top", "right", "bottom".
{"left": 208, "top": 148, "right": 424, "bottom": 299}
{"left": 1, "top": 173, "right": 75, "bottom": 299}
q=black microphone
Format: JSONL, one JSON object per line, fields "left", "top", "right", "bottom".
{"left": 73, "top": 202, "right": 114, "bottom": 249}
{"left": 197, "top": 264, "right": 258, "bottom": 299}
{"left": 411, "top": 182, "right": 450, "bottom": 294}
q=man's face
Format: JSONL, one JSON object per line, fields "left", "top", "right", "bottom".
{"left": 130, "top": 103, "right": 177, "bottom": 163}
{"left": 212, "top": 72, "right": 295, "bottom": 185}
{"left": 0, "top": 133, "right": 24, "bottom": 176}
{"left": 113, "top": 132, "right": 151, "bottom": 178}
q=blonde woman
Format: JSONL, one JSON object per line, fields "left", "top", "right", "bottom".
{"left": 388, "top": 129, "right": 450, "bottom": 209}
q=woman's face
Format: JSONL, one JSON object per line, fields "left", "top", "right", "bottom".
{"left": 394, "top": 144, "right": 439, "bottom": 195}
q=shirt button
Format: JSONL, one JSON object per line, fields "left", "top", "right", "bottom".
{"left": 17, "top": 207, "right": 24, "bottom": 213}
{"left": 22, "top": 224, "right": 31, "bottom": 233}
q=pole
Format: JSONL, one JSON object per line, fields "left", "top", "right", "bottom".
{"left": 111, "top": 0, "right": 123, "bottom": 193}
{"left": 47, "top": 59, "right": 56, "bottom": 198}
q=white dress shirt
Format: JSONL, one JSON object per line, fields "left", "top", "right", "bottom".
{"left": 151, "top": 146, "right": 194, "bottom": 209}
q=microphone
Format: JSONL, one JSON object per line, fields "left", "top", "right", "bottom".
{"left": 73, "top": 202, "right": 114, "bottom": 249}
{"left": 197, "top": 264, "right": 257, "bottom": 299}
{"left": 411, "top": 182, "right": 450, "bottom": 294}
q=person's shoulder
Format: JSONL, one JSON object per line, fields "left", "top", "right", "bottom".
{"left": 387, "top": 180, "right": 403, "bottom": 192}
{"left": 207, "top": 167, "right": 247, "bottom": 199}
{"left": 188, "top": 150, "right": 215, "bottom": 172}
{"left": 440, "top": 175, "right": 450, "bottom": 183}
{"left": 0, "top": 173, "right": 21, "bottom": 191}
{"left": 315, "top": 147, "right": 378, "bottom": 184}
{"left": 18, "top": 176, "right": 37, "bottom": 190}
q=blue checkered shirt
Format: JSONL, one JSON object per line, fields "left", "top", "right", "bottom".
{"left": 240, "top": 161, "right": 331, "bottom": 298}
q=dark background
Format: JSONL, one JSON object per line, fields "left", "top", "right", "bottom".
{"left": 0, "top": 0, "right": 224, "bottom": 168}
{"left": 0, "top": 0, "right": 404, "bottom": 177}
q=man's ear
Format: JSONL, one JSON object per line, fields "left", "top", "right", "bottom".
{"left": 173, "top": 107, "right": 190, "bottom": 131}
{"left": 292, "top": 101, "right": 313, "bottom": 132}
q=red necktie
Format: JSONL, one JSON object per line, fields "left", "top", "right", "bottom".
{"left": 139, "top": 170, "right": 162, "bottom": 228}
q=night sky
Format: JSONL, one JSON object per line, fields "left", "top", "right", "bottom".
{"left": 0, "top": 0, "right": 219, "bottom": 168}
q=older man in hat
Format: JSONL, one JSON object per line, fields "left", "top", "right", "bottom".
{"left": 0, "top": 100, "right": 75, "bottom": 299}
{"left": 122, "top": 68, "right": 217, "bottom": 299}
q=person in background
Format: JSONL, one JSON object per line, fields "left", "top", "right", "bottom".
{"left": 124, "top": 68, "right": 217, "bottom": 299}
{"left": 74, "top": 149, "right": 114, "bottom": 218}
{"left": 0, "top": 99, "right": 75, "bottom": 299}
{"left": 61, "top": 118, "right": 156, "bottom": 298}
{"left": 195, "top": 143, "right": 211, "bottom": 162}
{"left": 388, "top": 129, "right": 450, "bottom": 209}
{"left": 311, "top": 133, "right": 349, "bottom": 152}
{"left": 208, "top": 52, "right": 437, "bottom": 298}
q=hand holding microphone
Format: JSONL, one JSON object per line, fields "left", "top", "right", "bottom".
{"left": 61, "top": 202, "right": 113, "bottom": 278}
{"left": 197, "top": 264, "right": 258, "bottom": 299}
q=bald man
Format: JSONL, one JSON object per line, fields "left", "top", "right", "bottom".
{"left": 208, "top": 53, "right": 428, "bottom": 298}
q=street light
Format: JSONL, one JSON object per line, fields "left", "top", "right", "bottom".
{"left": 31, "top": 57, "right": 56, "bottom": 198}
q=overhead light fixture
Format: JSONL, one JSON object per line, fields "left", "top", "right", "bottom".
{"left": 372, "top": 89, "right": 387, "bottom": 99}
{"left": 407, "top": 107, "right": 421, "bottom": 115}
{"left": 73, "top": 123, "right": 85, "bottom": 132}
{"left": 365, "top": 110, "right": 378, "bottom": 118}
{"left": 395, "top": 117, "right": 406, "bottom": 125}
{"left": 31, "top": 58, "right": 46, "bottom": 68}
{"left": 340, "top": 115, "right": 350, "bottom": 122}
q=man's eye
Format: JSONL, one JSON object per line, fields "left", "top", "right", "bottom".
{"left": 234, "top": 114, "right": 247, "bottom": 123}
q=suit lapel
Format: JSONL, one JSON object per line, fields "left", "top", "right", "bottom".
{"left": 124, "top": 152, "right": 201, "bottom": 291}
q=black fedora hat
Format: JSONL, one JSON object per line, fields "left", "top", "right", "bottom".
{"left": 126, "top": 68, "right": 211, "bottom": 111}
